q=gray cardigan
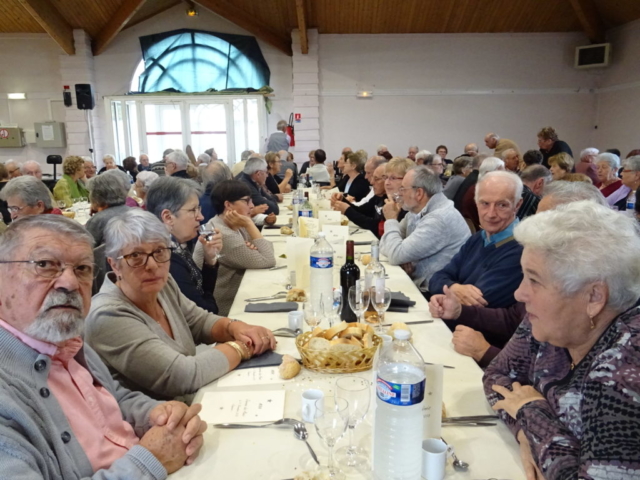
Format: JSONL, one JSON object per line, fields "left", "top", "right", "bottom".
{"left": 380, "top": 192, "right": 471, "bottom": 291}
{"left": 85, "top": 274, "right": 229, "bottom": 404}
{"left": 0, "top": 326, "right": 165, "bottom": 480}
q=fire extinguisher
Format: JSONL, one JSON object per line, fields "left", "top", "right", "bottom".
{"left": 286, "top": 113, "right": 295, "bottom": 147}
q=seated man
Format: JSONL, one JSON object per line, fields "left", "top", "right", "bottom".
{"left": 0, "top": 175, "right": 62, "bottom": 220}
{"left": 237, "top": 157, "right": 279, "bottom": 215}
{"left": 332, "top": 162, "right": 388, "bottom": 237}
{"left": 429, "top": 171, "right": 524, "bottom": 309}
{"left": 0, "top": 215, "right": 207, "bottom": 478}
{"left": 380, "top": 166, "right": 470, "bottom": 293}
{"left": 517, "top": 164, "right": 551, "bottom": 219}
{"left": 21, "top": 160, "right": 43, "bottom": 179}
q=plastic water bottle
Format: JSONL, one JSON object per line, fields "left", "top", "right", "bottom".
{"left": 373, "top": 329, "right": 426, "bottom": 480}
{"left": 292, "top": 187, "right": 303, "bottom": 235}
{"left": 309, "top": 232, "right": 334, "bottom": 314}
{"left": 299, "top": 192, "right": 313, "bottom": 218}
{"left": 626, "top": 190, "right": 636, "bottom": 217}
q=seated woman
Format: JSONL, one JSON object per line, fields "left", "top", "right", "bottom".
{"left": 596, "top": 152, "right": 629, "bottom": 208}
{"left": 443, "top": 156, "right": 472, "bottom": 200}
{"left": 53, "top": 155, "right": 89, "bottom": 208}
{"left": 306, "top": 149, "right": 331, "bottom": 185}
{"left": 207, "top": 180, "right": 276, "bottom": 316}
{"left": 548, "top": 152, "right": 574, "bottom": 181}
{"left": 146, "top": 176, "right": 222, "bottom": 314}
{"left": 329, "top": 153, "right": 370, "bottom": 202}
{"left": 483, "top": 201, "right": 640, "bottom": 479}
{"left": 265, "top": 151, "right": 291, "bottom": 198}
{"left": 85, "top": 169, "right": 132, "bottom": 247}
{"left": 85, "top": 208, "right": 275, "bottom": 403}
{"left": 132, "top": 170, "right": 159, "bottom": 209}
{"left": 97, "top": 154, "right": 126, "bottom": 174}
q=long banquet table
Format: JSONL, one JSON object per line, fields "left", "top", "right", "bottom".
{"left": 169, "top": 198, "right": 524, "bottom": 480}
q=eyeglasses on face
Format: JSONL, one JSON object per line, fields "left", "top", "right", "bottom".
{"left": 0, "top": 259, "right": 96, "bottom": 282}
{"left": 382, "top": 175, "right": 404, "bottom": 182}
{"left": 116, "top": 247, "right": 174, "bottom": 268}
{"left": 236, "top": 196, "right": 252, "bottom": 204}
{"left": 8, "top": 205, "right": 26, "bottom": 213}
{"left": 180, "top": 205, "right": 202, "bottom": 218}
{"left": 397, "top": 186, "right": 419, "bottom": 194}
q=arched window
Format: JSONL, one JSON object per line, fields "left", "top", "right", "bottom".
{"left": 131, "top": 29, "right": 271, "bottom": 93}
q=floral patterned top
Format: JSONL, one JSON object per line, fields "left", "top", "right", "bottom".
{"left": 483, "top": 308, "right": 640, "bottom": 480}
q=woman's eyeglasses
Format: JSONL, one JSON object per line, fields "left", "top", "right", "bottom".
{"left": 116, "top": 247, "right": 174, "bottom": 268}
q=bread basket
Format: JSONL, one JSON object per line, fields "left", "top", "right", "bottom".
{"left": 295, "top": 331, "right": 381, "bottom": 373}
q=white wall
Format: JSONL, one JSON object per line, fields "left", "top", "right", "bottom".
{"left": 592, "top": 20, "right": 640, "bottom": 156}
{"left": 95, "top": 4, "right": 293, "bottom": 162}
{"left": 319, "top": 32, "right": 598, "bottom": 158}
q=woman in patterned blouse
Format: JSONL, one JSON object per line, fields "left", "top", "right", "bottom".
{"left": 483, "top": 201, "right": 640, "bottom": 480}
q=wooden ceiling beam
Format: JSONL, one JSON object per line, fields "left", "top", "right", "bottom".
{"left": 195, "top": 0, "right": 292, "bottom": 56}
{"left": 93, "top": 0, "right": 148, "bottom": 55}
{"left": 17, "top": 0, "right": 75, "bottom": 54}
{"left": 567, "top": 0, "right": 605, "bottom": 43}
{"left": 294, "top": 0, "right": 308, "bottom": 54}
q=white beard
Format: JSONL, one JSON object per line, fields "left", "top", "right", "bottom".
{"left": 25, "top": 290, "right": 85, "bottom": 343}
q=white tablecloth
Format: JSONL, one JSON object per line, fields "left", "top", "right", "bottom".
{"left": 169, "top": 209, "right": 524, "bottom": 480}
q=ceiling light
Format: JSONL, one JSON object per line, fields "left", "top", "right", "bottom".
{"left": 7, "top": 93, "right": 26, "bottom": 100}
{"left": 357, "top": 90, "right": 373, "bottom": 98}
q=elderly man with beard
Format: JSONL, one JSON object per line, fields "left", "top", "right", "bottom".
{"left": 0, "top": 215, "right": 207, "bottom": 479}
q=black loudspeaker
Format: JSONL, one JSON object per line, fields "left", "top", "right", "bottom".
{"left": 47, "top": 154, "right": 63, "bottom": 179}
{"left": 75, "top": 83, "right": 94, "bottom": 110}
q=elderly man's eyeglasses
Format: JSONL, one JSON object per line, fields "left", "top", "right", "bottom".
{"left": 0, "top": 259, "right": 96, "bottom": 281}
{"left": 116, "top": 247, "right": 174, "bottom": 268}
{"left": 7, "top": 205, "right": 25, "bottom": 213}
{"left": 382, "top": 175, "right": 404, "bottom": 182}
{"left": 398, "top": 186, "right": 419, "bottom": 194}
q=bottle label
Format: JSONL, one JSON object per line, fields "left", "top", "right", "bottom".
{"left": 300, "top": 210, "right": 313, "bottom": 217}
{"left": 376, "top": 376, "right": 425, "bottom": 406}
{"left": 311, "top": 255, "right": 333, "bottom": 269}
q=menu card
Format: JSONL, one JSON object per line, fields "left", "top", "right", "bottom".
{"left": 217, "top": 366, "right": 283, "bottom": 388}
{"left": 422, "top": 364, "right": 443, "bottom": 438}
{"left": 200, "top": 390, "right": 286, "bottom": 424}
{"left": 319, "top": 210, "right": 342, "bottom": 227}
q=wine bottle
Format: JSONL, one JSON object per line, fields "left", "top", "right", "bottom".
{"left": 340, "top": 240, "right": 360, "bottom": 323}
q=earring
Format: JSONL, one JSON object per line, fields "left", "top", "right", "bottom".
{"left": 117, "top": 275, "right": 122, "bottom": 281}
{"left": 589, "top": 315, "right": 595, "bottom": 330}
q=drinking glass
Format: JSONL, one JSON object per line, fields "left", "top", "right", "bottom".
{"left": 348, "top": 285, "right": 370, "bottom": 324}
{"left": 303, "top": 301, "right": 323, "bottom": 330}
{"left": 198, "top": 224, "right": 223, "bottom": 260}
{"left": 322, "top": 289, "right": 342, "bottom": 327}
{"left": 335, "top": 377, "right": 371, "bottom": 468}
{"left": 370, "top": 286, "right": 392, "bottom": 332}
{"left": 314, "top": 396, "right": 349, "bottom": 479}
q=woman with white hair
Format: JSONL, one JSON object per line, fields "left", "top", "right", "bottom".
{"left": 86, "top": 209, "right": 275, "bottom": 403}
{"left": 133, "top": 170, "right": 159, "bottom": 209}
{"left": 97, "top": 154, "right": 126, "bottom": 175}
{"left": 85, "top": 169, "right": 132, "bottom": 247}
{"left": 596, "top": 152, "right": 628, "bottom": 208}
{"left": 484, "top": 201, "right": 640, "bottom": 480}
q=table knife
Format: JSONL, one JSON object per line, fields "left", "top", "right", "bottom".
{"left": 382, "top": 320, "right": 434, "bottom": 326}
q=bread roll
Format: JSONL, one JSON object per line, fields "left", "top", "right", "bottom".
{"left": 279, "top": 354, "right": 301, "bottom": 379}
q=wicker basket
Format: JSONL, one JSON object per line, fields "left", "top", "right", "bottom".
{"left": 295, "top": 332, "right": 381, "bottom": 373}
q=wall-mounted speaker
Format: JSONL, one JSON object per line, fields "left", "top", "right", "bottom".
{"left": 75, "top": 83, "right": 95, "bottom": 110}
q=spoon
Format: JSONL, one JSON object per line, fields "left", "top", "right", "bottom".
{"left": 293, "top": 423, "right": 319, "bottom": 465}
{"left": 441, "top": 438, "right": 469, "bottom": 471}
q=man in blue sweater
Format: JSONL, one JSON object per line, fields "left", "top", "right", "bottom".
{"left": 429, "top": 171, "right": 524, "bottom": 309}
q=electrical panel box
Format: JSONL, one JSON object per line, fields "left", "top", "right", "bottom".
{"left": 0, "top": 127, "right": 24, "bottom": 148}
{"left": 35, "top": 121, "right": 67, "bottom": 148}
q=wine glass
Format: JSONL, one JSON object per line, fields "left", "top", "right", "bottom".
{"left": 303, "top": 301, "right": 322, "bottom": 330}
{"left": 314, "top": 396, "right": 350, "bottom": 479}
{"left": 348, "top": 285, "right": 370, "bottom": 324}
{"left": 370, "top": 285, "right": 392, "bottom": 332}
{"left": 335, "top": 376, "right": 371, "bottom": 468}
{"left": 198, "top": 224, "right": 223, "bottom": 260}
{"left": 328, "top": 289, "right": 343, "bottom": 327}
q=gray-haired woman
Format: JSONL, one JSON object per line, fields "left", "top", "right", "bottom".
{"left": 146, "top": 176, "right": 222, "bottom": 314}
{"left": 133, "top": 170, "right": 159, "bottom": 209}
{"left": 596, "top": 152, "right": 629, "bottom": 208}
{"left": 483, "top": 201, "right": 640, "bottom": 479}
{"left": 85, "top": 209, "right": 275, "bottom": 403}
{"left": 85, "top": 169, "right": 132, "bottom": 247}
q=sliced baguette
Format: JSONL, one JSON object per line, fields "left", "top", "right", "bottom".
{"left": 308, "top": 337, "right": 331, "bottom": 351}
{"left": 338, "top": 327, "right": 364, "bottom": 339}
{"left": 323, "top": 321, "right": 348, "bottom": 340}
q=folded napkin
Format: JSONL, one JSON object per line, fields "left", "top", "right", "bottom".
{"left": 390, "top": 292, "right": 416, "bottom": 308}
{"left": 263, "top": 224, "right": 289, "bottom": 229}
{"left": 388, "top": 305, "right": 409, "bottom": 313}
{"left": 235, "top": 351, "right": 284, "bottom": 370}
{"left": 245, "top": 302, "right": 299, "bottom": 313}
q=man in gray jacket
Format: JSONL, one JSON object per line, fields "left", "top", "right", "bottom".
{"left": 381, "top": 166, "right": 470, "bottom": 294}
{"left": 0, "top": 215, "right": 207, "bottom": 479}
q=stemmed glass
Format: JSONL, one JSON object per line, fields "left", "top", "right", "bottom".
{"left": 370, "top": 286, "right": 392, "bottom": 332}
{"left": 314, "top": 396, "right": 350, "bottom": 479}
{"left": 322, "top": 290, "right": 342, "bottom": 327}
{"left": 198, "top": 224, "right": 223, "bottom": 260}
{"left": 303, "top": 301, "right": 323, "bottom": 330}
{"left": 335, "top": 377, "right": 371, "bottom": 468}
{"left": 348, "top": 285, "right": 370, "bottom": 324}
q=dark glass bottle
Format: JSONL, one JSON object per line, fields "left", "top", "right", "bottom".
{"left": 340, "top": 240, "right": 360, "bottom": 323}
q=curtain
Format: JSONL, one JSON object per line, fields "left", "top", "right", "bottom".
{"left": 137, "top": 29, "right": 271, "bottom": 93}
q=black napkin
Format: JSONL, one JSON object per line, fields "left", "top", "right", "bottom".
{"left": 245, "top": 302, "right": 299, "bottom": 313}
{"left": 390, "top": 292, "right": 416, "bottom": 308}
{"left": 235, "top": 351, "right": 284, "bottom": 370}
{"left": 388, "top": 305, "right": 409, "bottom": 313}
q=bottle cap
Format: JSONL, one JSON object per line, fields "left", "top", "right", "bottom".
{"left": 379, "top": 334, "right": 393, "bottom": 344}
{"left": 393, "top": 329, "right": 411, "bottom": 341}
{"left": 318, "top": 232, "right": 325, "bottom": 238}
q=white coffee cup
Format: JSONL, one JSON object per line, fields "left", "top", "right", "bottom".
{"left": 288, "top": 310, "right": 304, "bottom": 331}
{"left": 301, "top": 389, "right": 324, "bottom": 423}
{"left": 421, "top": 438, "right": 447, "bottom": 480}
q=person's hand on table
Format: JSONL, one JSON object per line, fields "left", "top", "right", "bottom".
{"left": 449, "top": 283, "right": 488, "bottom": 307}
{"left": 345, "top": 194, "right": 355, "bottom": 203}
{"left": 147, "top": 401, "right": 208, "bottom": 468}
{"left": 517, "top": 430, "right": 544, "bottom": 480}
{"left": 382, "top": 198, "right": 400, "bottom": 220}
{"left": 429, "top": 284, "right": 462, "bottom": 320}
{"left": 330, "top": 192, "right": 344, "bottom": 203}
{"left": 452, "top": 325, "right": 490, "bottom": 361}
{"left": 332, "top": 201, "right": 350, "bottom": 214}
{"left": 264, "top": 213, "right": 277, "bottom": 225}
{"left": 199, "top": 229, "right": 223, "bottom": 266}
{"left": 491, "top": 382, "right": 546, "bottom": 419}
{"left": 250, "top": 204, "right": 269, "bottom": 216}
{"left": 229, "top": 321, "right": 277, "bottom": 354}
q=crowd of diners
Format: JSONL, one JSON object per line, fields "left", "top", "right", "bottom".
{"left": 0, "top": 125, "right": 639, "bottom": 479}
